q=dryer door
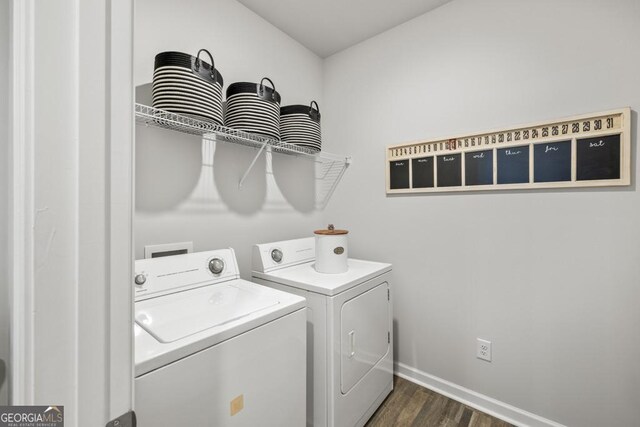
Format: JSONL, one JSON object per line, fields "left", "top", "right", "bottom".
{"left": 340, "top": 281, "right": 390, "bottom": 394}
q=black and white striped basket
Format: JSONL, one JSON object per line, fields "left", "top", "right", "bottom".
{"left": 280, "top": 101, "right": 321, "bottom": 152}
{"left": 152, "top": 49, "right": 224, "bottom": 125}
{"left": 225, "top": 77, "right": 281, "bottom": 140}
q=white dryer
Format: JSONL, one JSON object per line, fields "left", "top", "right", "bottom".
{"left": 134, "top": 248, "right": 307, "bottom": 427}
{"left": 252, "top": 238, "right": 393, "bottom": 427}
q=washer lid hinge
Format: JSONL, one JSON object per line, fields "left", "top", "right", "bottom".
{"left": 388, "top": 331, "right": 390, "bottom": 344}
{"left": 387, "top": 288, "right": 390, "bottom": 300}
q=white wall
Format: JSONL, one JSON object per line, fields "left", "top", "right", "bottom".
{"left": 0, "top": 0, "right": 10, "bottom": 407}
{"left": 134, "top": 0, "right": 326, "bottom": 276}
{"left": 322, "top": 0, "right": 640, "bottom": 426}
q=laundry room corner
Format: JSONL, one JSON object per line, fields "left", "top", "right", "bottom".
{"left": 321, "top": 0, "right": 640, "bottom": 425}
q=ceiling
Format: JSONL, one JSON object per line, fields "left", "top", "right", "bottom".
{"left": 236, "top": 0, "right": 453, "bottom": 58}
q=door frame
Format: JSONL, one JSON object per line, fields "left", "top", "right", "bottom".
{"left": 9, "top": 0, "right": 35, "bottom": 405}
{"left": 9, "top": 0, "right": 135, "bottom": 424}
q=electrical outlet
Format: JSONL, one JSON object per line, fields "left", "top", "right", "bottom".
{"left": 477, "top": 338, "right": 492, "bottom": 362}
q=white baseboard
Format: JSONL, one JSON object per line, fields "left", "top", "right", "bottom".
{"left": 394, "top": 362, "right": 566, "bottom": 427}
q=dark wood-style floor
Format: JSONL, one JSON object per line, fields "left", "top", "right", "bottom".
{"left": 366, "top": 376, "right": 514, "bottom": 427}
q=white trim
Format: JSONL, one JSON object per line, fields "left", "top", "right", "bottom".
{"left": 394, "top": 362, "right": 566, "bottom": 427}
{"left": 9, "top": 0, "right": 35, "bottom": 405}
{"left": 106, "top": 0, "right": 135, "bottom": 419}
{"left": 71, "top": 1, "right": 80, "bottom": 424}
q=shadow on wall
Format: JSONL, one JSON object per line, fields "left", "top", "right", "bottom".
{"left": 135, "top": 84, "right": 203, "bottom": 211}
{"left": 272, "top": 154, "right": 316, "bottom": 213}
{"left": 135, "top": 83, "right": 317, "bottom": 214}
{"left": 213, "top": 141, "right": 266, "bottom": 215}
{"left": 135, "top": 125, "right": 203, "bottom": 211}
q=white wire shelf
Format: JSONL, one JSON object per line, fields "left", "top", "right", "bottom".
{"left": 135, "top": 103, "right": 351, "bottom": 207}
{"left": 135, "top": 103, "right": 348, "bottom": 160}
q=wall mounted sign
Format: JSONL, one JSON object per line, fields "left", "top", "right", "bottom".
{"left": 386, "top": 108, "right": 631, "bottom": 194}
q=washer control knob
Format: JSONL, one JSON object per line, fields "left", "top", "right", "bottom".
{"left": 134, "top": 274, "right": 146, "bottom": 286}
{"left": 271, "top": 248, "right": 283, "bottom": 263}
{"left": 209, "top": 258, "right": 225, "bottom": 275}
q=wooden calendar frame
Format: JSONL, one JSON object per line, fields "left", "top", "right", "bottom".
{"left": 386, "top": 107, "right": 631, "bottom": 194}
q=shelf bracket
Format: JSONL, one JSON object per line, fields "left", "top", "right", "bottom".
{"left": 317, "top": 157, "right": 351, "bottom": 209}
{"left": 239, "top": 139, "right": 270, "bottom": 188}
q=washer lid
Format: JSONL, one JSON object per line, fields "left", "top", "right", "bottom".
{"left": 134, "top": 279, "right": 306, "bottom": 376}
{"left": 135, "top": 281, "right": 280, "bottom": 343}
{"left": 252, "top": 258, "right": 391, "bottom": 296}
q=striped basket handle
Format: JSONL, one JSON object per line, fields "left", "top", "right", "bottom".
{"left": 258, "top": 77, "right": 277, "bottom": 102}
{"left": 195, "top": 49, "right": 216, "bottom": 82}
{"left": 309, "top": 100, "right": 320, "bottom": 122}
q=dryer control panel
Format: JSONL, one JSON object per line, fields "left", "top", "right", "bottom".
{"left": 252, "top": 237, "right": 315, "bottom": 273}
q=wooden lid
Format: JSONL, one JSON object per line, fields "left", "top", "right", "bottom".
{"left": 314, "top": 224, "right": 348, "bottom": 235}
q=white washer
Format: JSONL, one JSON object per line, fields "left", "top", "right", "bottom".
{"left": 134, "top": 248, "right": 307, "bottom": 426}
{"left": 252, "top": 238, "right": 393, "bottom": 427}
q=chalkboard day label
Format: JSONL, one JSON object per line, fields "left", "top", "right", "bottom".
{"left": 497, "top": 146, "right": 529, "bottom": 184}
{"left": 437, "top": 153, "right": 462, "bottom": 187}
{"left": 534, "top": 140, "right": 571, "bottom": 183}
{"left": 412, "top": 157, "right": 434, "bottom": 188}
{"left": 576, "top": 134, "right": 621, "bottom": 181}
{"left": 389, "top": 160, "right": 409, "bottom": 189}
{"left": 465, "top": 150, "right": 493, "bottom": 186}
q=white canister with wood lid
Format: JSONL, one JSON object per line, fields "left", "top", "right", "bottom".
{"left": 314, "top": 224, "right": 348, "bottom": 274}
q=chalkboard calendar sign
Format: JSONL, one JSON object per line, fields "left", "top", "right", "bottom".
{"left": 386, "top": 108, "right": 630, "bottom": 194}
